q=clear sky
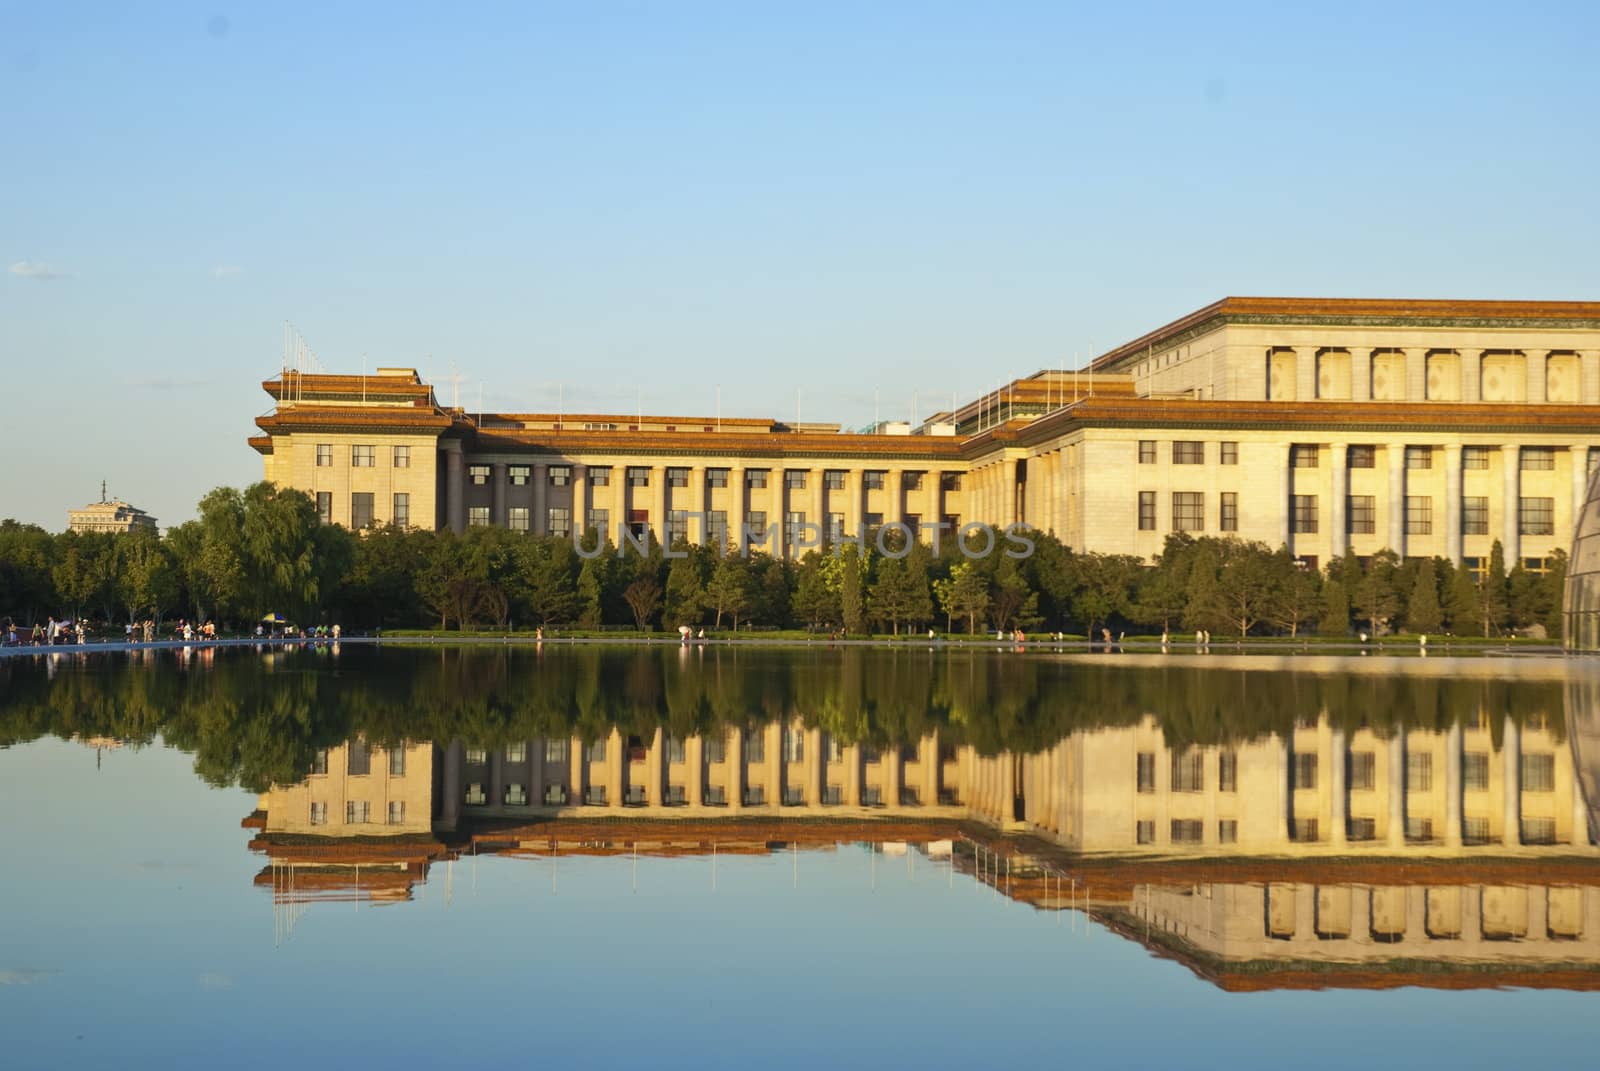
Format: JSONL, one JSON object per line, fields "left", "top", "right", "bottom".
{"left": 3, "top": 2, "right": 1597, "bottom": 530}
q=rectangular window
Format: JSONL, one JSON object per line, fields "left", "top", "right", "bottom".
{"left": 1220, "top": 492, "right": 1238, "bottom": 533}
{"left": 310, "top": 749, "right": 328, "bottom": 776}
{"left": 707, "top": 510, "right": 728, "bottom": 545}
{"left": 707, "top": 468, "right": 729, "bottom": 488}
{"left": 389, "top": 749, "right": 406, "bottom": 776}
{"left": 1138, "top": 491, "right": 1156, "bottom": 531}
{"left": 1348, "top": 495, "right": 1376, "bottom": 535}
{"left": 745, "top": 735, "right": 765, "bottom": 764}
{"left": 1170, "top": 820, "right": 1204, "bottom": 844}
{"left": 1218, "top": 751, "right": 1237, "bottom": 793}
{"left": 1291, "top": 818, "right": 1319, "bottom": 843}
{"left": 1172, "top": 492, "right": 1204, "bottom": 532}
{"left": 1463, "top": 817, "right": 1492, "bottom": 844}
{"left": 1349, "top": 751, "right": 1376, "bottom": 792}
{"left": 351, "top": 492, "right": 375, "bottom": 530}
{"left": 1220, "top": 441, "right": 1238, "bottom": 466}
{"left": 392, "top": 493, "right": 409, "bottom": 528}
{"left": 315, "top": 443, "right": 333, "bottom": 467}
{"left": 1292, "top": 495, "right": 1318, "bottom": 534}
{"left": 1521, "top": 753, "right": 1555, "bottom": 792}
{"left": 468, "top": 464, "right": 491, "bottom": 485}
{"left": 941, "top": 473, "right": 962, "bottom": 491}
{"left": 665, "top": 509, "right": 687, "bottom": 544}
{"left": 1463, "top": 752, "right": 1490, "bottom": 791}
{"left": 784, "top": 511, "right": 806, "bottom": 545}
{"left": 392, "top": 445, "right": 410, "bottom": 468}
{"left": 544, "top": 739, "right": 568, "bottom": 763}
{"left": 387, "top": 801, "right": 406, "bottom": 825}
{"left": 587, "top": 739, "right": 606, "bottom": 763}
{"left": 1349, "top": 817, "right": 1377, "bottom": 842}
{"left": 1463, "top": 445, "right": 1491, "bottom": 470}
{"left": 627, "top": 467, "right": 650, "bottom": 487}
{"left": 316, "top": 492, "right": 332, "bottom": 526}
{"left": 827, "top": 512, "right": 845, "bottom": 540}
{"left": 550, "top": 466, "right": 572, "bottom": 486}
{"left": 309, "top": 801, "right": 327, "bottom": 825}
{"left": 1218, "top": 819, "right": 1238, "bottom": 844}
{"left": 1408, "top": 751, "right": 1433, "bottom": 792}
{"left": 667, "top": 467, "right": 689, "bottom": 488}
{"left": 1136, "top": 820, "right": 1156, "bottom": 844}
{"left": 351, "top": 444, "right": 375, "bottom": 468}
{"left": 1521, "top": 447, "right": 1556, "bottom": 471}
{"left": 509, "top": 465, "right": 531, "bottom": 486}
{"left": 1405, "top": 445, "right": 1433, "bottom": 470}
{"left": 1293, "top": 754, "right": 1317, "bottom": 790}
{"left": 505, "top": 742, "right": 526, "bottom": 763}
{"left": 1519, "top": 497, "right": 1554, "bottom": 536}
{"left": 468, "top": 506, "right": 491, "bottom": 527}
{"left": 903, "top": 472, "right": 923, "bottom": 491}
{"left": 745, "top": 511, "right": 767, "bottom": 539}
{"left": 783, "top": 728, "right": 804, "bottom": 763}
{"left": 1406, "top": 817, "right": 1435, "bottom": 842}
{"left": 1138, "top": 440, "right": 1157, "bottom": 464}
{"left": 1136, "top": 752, "right": 1156, "bottom": 793}
{"left": 1348, "top": 445, "right": 1376, "bottom": 469}
{"left": 1173, "top": 441, "right": 1204, "bottom": 465}
{"left": 1522, "top": 817, "right": 1558, "bottom": 844}
{"left": 1462, "top": 496, "right": 1489, "bottom": 535}
{"left": 705, "top": 736, "right": 726, "bottom": 765}
{"left": 864, "top": 471, "right": 886, "bottom": 490}
{"left": 507, "top": 506, "right": 529, "bottom": 532}
{"left": 747, "top": 470, "right": 769, "bottom": 489}
{"left": 1291, "top": 444, "right": 1319, "bottom": 468}
{"left": 346, "top": 800, "right": 371, "bottom": 824}
{"left": 548, "top": 508, "right": 571, "bottom": 539}
{"left": 465, "top": 747, "right": 487, "bottom": 766}
{"left": 1406, "top": 496, "right": 1432, "bottom": 535}
{"left": 785, "top": 470, "right": 808, "bottom": 490}
{"left": 589, "top": 467, "right": 611, "bottom": 487}
{"left": 587, "top": 507, "right": 608, "bottom": 533}
{"left": 824, "top": 471, "right": 846, "bottom": 491}
{"left": 1170, "top": 751, "right": 1204, "bottom": 792}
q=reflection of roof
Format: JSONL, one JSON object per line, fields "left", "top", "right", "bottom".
{"left": 463, "top": 817, "right": 967, "bottom": 857}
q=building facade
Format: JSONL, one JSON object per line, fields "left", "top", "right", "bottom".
{"left": 251, "top": 298, "right": 1600, "bottom": 568}
{"left": 67, "top": 495, "right": 157, "bottom": 534}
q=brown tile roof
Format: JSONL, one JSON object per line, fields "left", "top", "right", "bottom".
{"left": 466, "top": 428, "right": 968, "bottom": 461}
{"left": 255, "top": 406, "right": 455, "bottom": 435}
{"left": 263, "top": 372, "right": 434, "bottom": 401}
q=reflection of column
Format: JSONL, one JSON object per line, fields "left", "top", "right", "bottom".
{"left": 489, "top": 751, "right": 504, "bottom": 808}
{"left": 845, "top": 744, "right": 863, "bottom": 806}
{"left": 570, "top": 736, "right": 587, "bottom": 802}
{"left": 1529, "top": 885, "right": 1549, "bottom": 940}
{"left": 1388, "top": 444, "right": 1406, "bottom": 556}
{"left": 686, "top": 735, "right": 704, "bottom": 807}
{"left": 765, "top": 724, "right": 782, "bottom": 806}
{"left": 442, "top": 741, "right": 463, "bottom": 826}
{"left": 1576, "top": 757, "right": 1593, "bottom": 847}
{"left": 1330, "top": 444, "right": 1348, "bottom": 559}
{"left": 1445, "top": 722, "right": 1463, "bottom": 847}
{"left": 646, "top": 727, "right": 664, "bottom": 806}
{"left": 806, "top": 729, "right": 823, "bottom": 805}
{"left": 1353, "top": 887, "right": 1373, "bottom": 945}
{"left": 1330, "top": 726, "right": 1347, "bottom": 847}
{"left": 998, "top": 752, "right": 1016, "bottom": 823}
{"left": 530, "top": 741, "right": 546, "bottom": 803}
{"left": 1502, "top": 445, "right": 1520, "bottom": 562}
{"left": 1278, "top": 736, "right": 1291, "bottom": 842}
{"left": 1503, "top": 717, "right": 1521, "bottom": 846}
{"left": 885, "top": 747, "right": 902, "bottom": 808}
{"left": 727, "top": 729, "right": 744, "bottom": 812}
{"left": 607, "top": 728, "right": 624, "bottom": 810}
{"left": 922, "top": 732, "right": 940, "bottom": 807}
{"left": 1388, "top": 734, "right": 1407, "bottom": 847}
{"left": 1444, "top": 444, "right": 1463, "bottom": 564}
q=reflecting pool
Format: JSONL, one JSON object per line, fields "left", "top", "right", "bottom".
{"left": 2, "top": 645, "right": 1598, "bottom": 1068}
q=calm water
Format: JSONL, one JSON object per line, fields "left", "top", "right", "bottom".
{"left": 2, "top": 644, "right": 1598, "bottom": 1069}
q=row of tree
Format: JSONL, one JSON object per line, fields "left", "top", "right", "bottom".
{"left": 0, "top": 483, "right": 1570, "bottom": 639}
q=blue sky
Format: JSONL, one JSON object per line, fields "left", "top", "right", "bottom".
{"left": 3, "top": 2, "right": 1597, "bottom": 529}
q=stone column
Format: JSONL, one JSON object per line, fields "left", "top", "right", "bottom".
{"left": 1583, "top": 350, "right": 1600, "bottom": 404}
{"left": 1352, "top": 349, "right": 1372, "bottom": 401}
{"left": 1387, "top": 444, "right": 1406, "bottom": 556}
{"left": 1294, "top": 347, "right": 1315, "bottom": 402}
{"left": 1573, "top": 447, "right": 1591, "bottom": 532}
{"left": 1526, "top": 350, "right": 1546, "bottom": 403}
{"left": 1001, "top": 459, "right": 1017, "bottom": 527}
{"left": 612, "top": 467, "right": 628, "bottom": 546}
{"left": 1462, "top": 350, "right": 1483, "bottom": 403}
{"left": 843, "top": 468, "right": 863, "bottom": 540}
{"left": 1502, "top": 445, "right": 1521, "bottom": 562}
{"left": 1445, "top": 722, "right": 1463, "bottom": 847}
{"left": 1503, "top": 717, "right": 1521, "bottom": 846}
{"left": 1444, "top": 444, "right": 1463, "bottom": 564}
{"left": 812, "top": 467, "right": 826, "bottom": 546}
{"left": 1330, "top": 443, "right": 1348, "bottom": 559}
{"left": 652, "top": 464, "right": 668, "bottom": 548}
{"left": 443, "top": 441, "right": 465, "bottom": 534}
{"left": 1278, "top": 443, "right": 1292, "bottom": 549}
{"left": 690, "top": 464, "right": 707, "bottom": 545}
{"left": 533, "top": 462, "right": 549, "bottom": 535}
{"left": 729, "top": 465, "right": 746, "bottom": 555}
{"left": 772, "top": 472, "right": 787, "bottom": 559}
{"left": 1405, "top": 348, "right": 1426, "bottom": 402}
{"left": 1387, "top": 733, "right": 1407, "bottom": 847}
{"left": 927, "top": 468, "right": 943, "bottom": 541}
{"left": 492, "top": 462, "right": 508, "bottom": 526}
{"left": 887, "top": 468, "right": 905, "bottom": 529}
{"left": 572, "top": 463, "right": 588, "bottom": 538}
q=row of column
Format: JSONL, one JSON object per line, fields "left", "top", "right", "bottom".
{"left": 1278, "top": 347, "right": 1600, "bottom": 404}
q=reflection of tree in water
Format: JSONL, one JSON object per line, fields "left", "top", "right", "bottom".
{"left": 0, "top": 648, "right": 1565, "bottom": 793}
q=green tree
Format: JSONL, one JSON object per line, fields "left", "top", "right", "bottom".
{"left": 1444, "top": 561, "right": 1484, "bottom": 636}
{"left": 1264, "top": 546, "right": 1321, "bottom": 637}
{"left": 1210, "top": 539, "right": 1279, "bottom": 638}
{"left": 935, "top": 561, "right": 990, "bottom": 633}
{"left": 1407, "top": 558, "right": 1444, "bottom": 634}
{"left": 989, "top": 556, "right": 1040, "bottom": 632}
{"left": 118, "top": 529, "right": 177, "bottom": 625}
{"left": 839, "top": 545, "right": 866, "bottom": 635}
{"left": 704, "top": 554, "right": 753, "bottom": 629}
{"left": 1480, "top": 540, "right": 1510, "bottom": 636}
{"left": 623, "top": 577, "right": 662, "bottom": 631}
{"left": 664, "top": 546, "right": 707, "bottom": 627}
{"left": 1354, "top": 549, "right": 1402, "bottom": 636}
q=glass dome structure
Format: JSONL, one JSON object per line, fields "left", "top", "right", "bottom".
{"left": 1565, "top": 468, "right": 1600, "bottom": 650}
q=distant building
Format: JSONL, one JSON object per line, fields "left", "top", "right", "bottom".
{"left": 67, "top": 485, "right": 157, "bottom": 534}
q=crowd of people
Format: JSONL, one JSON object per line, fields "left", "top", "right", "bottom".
{"left": 0, "top": 616, "right": 345, "bottom": 647}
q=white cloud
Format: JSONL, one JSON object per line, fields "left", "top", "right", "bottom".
{"left": 209, "top": 265, "right": 243, "bottom": 278}
{"left": 9, "top": 261, "right": 66, "bottom": 280}
{"left": 0, "top": 967, "right": 58, "bottom": 985}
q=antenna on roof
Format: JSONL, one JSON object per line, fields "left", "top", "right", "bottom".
{"left": 716, "top": 385, "right": 721, "bottom": 432}
{"left": 101, "top": 479, "right": 107, "bottom": 503}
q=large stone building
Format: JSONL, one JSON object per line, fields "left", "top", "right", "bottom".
{"left": 67, "top": 486, "right": 157, "bottom": 534}
{"left": 251, "top": 297, "right": 1600, "bottom": 571}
